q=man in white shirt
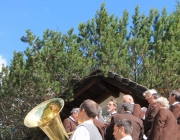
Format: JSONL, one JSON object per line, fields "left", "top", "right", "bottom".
{"left": 113, "top": 119, "right": 133, "bottom": 140}
{"left": 70, "top": 99, "right": 102, "bottom": 140}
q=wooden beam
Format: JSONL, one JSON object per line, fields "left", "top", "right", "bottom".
{"left": 132, "top": 94, "right": 148, "bottom": 107}
{"left": 97, "top": 83, "right": 119, "bottom": 98}
{"left": 100, "top": 80, "right": 120, "bottom": 97}
{"left": 101, "top": 77, "right": 131, "bottom": 94}
{"left": 95, "top": 93, "right": 111, "bottom": 104}
{"left": 73, "top": 77, "right": 99, "bottom": 98}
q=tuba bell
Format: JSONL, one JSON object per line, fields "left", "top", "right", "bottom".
{"left": 24, "top": 98, "right": 69, "bottom": 140}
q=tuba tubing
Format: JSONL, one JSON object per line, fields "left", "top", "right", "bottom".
{"left": 24, "top": 98, "right": 69, "bottom": 140}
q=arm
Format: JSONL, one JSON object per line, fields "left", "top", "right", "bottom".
{"left": 63, "top": 119, "right": 71, "bottom": 133}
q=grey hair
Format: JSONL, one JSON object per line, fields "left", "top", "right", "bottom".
{"left": 156, "top": 97, "right": 169, "bottom": 108}
{"left": 122, "top": 103, "right": 134, "bottom": 113}
{"left": 71, "top": 108, "right": 79, "bottom": 114}
{"left": 143, "top": 89, "right": 157, "bottom": 97}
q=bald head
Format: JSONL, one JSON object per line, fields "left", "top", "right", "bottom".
{"left": 122, "top": 95, "right": 134, "bottom": 104}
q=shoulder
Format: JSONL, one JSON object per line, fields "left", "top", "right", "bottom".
{"left": 63, "top": 118, "right": 73, "bottom": 124}
{"left": 112, "top": 114, "right": 125, "bottom": 121}
{"left": 63, "top": 118, "right": 71, "bottom": 122}
{"left": 172, "top": 104, "right": 180, "bottom": 109}
{"left": 134, "top": 104, "right": 141, "bottom": 108}
{"left": 158, "top": 108, "right": 170, "bottom": 114}
{"left": 71, "top": 125, "right": 90, "bottom": 140}
{"left": 131, "top": 114, "right": 143, "bottom": 122}
{"left": 93, "top": 119, "right": 105, "bottom": 127}
{"left": 157, "top": 108, "right": 173, "bottom": 118}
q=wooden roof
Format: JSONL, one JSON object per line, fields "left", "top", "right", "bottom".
{"left": 60, "top": 69, "right": 149, "bottom": 119}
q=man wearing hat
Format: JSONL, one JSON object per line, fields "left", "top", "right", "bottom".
{"left": 143, "top": 89, "right": 160, "bottom": 137}
{"left": 63, "top": 108, "right": 79, "bottom": 133}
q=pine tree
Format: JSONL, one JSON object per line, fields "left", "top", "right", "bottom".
{"left": 1, "top": 2, "right": 180, "bottom": 139}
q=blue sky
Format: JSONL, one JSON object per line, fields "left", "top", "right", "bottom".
{"left": 0, "top": 0, "right": 178, "bottom": 68}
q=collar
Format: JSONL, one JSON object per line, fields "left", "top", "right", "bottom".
{"left": 69, "top": 116, "right": 76, "bottom": 122}
{"left": 172, "top": 102, "right": 180, "bottom": 106}
{"left": 124, "top": 111, "right": 132, "bottom": 114}
{"left": 111, "top": 111, "right": 117, "bottom": 115}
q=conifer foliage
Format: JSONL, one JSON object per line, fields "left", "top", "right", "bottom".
{"left": 1, "top": 2, "right": 180, "bottom": 139}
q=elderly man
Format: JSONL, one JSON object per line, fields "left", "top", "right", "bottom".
{"left": 106, "top": 103, "right": 143, "bottom": 140}
{"left": 113, "top": 119, "right": 133, "bottom": 140}
{"left": 143, "top": 89, "right": 160, "bottom": 137}
{"left": 122, "top": 95, "right": 142, "bottom": 118}
{"left": 148, "top": 97, "right": 177, "bottom": 140}
{"left": 70, "top": 99, "right": 102, "bottom": 140}
{"left": 107, "top": 99, "right": 118, "bottom": 116}
{"left": 168, "top": 90, "right": 180, "bottom": 140}
{"left": 63, "top": 108, "right": 79, "bottom": 133}
{"left": 105, "top": 99, "right": 118, "bottom": 125}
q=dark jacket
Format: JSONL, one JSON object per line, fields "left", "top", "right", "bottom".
{"left": 143, "top": 104, "right": 159, "bottom": 136}
{"left": 105, "top": 113, "right": 144, "bottom": 140}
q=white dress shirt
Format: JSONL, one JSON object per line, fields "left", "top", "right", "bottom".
{"left": 69, "top": 116, "right": 75, "bottom": 122}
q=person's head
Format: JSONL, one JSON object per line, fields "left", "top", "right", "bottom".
{"left": 168, "top": 90, "right": 180, "bottom": 105}
{"left": 70, "top": 108, "right": 79, "bottom": 122}
{"left": 156, "top": 97, "right": 169, "bottom": 108}
{"left": 107, "top": 99, "right": 118, "bottom": 114}
{"left": 122, "top": 95, "right": 134, "bottom": 104}
{"left": 143, "top": 89, "right": 160, "bottom": 104}
{"left": 113, "top": 119, "right": 133, "bottom": 140}
{"left": 78, "top": 99, "right": 98, "bottom": 124}
{"left": 121, "top": 102, "right": 134, "bottom": 114}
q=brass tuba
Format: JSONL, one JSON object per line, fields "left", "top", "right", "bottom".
{"left": 24, "top": 98, "right": 69, "bottom": 140}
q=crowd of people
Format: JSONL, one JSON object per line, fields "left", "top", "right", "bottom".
{"left": 62, "top": 89, "right": 180, "bottom": 140}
